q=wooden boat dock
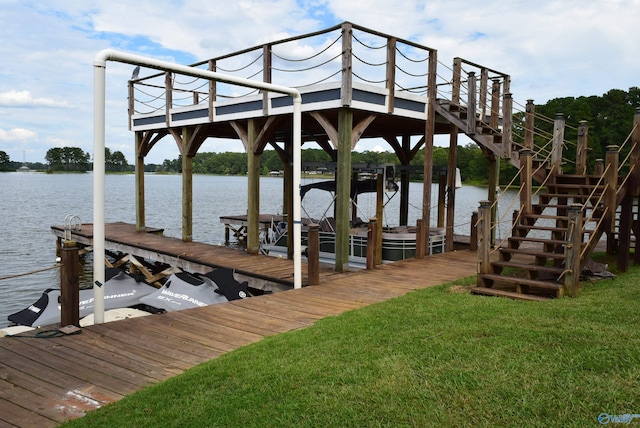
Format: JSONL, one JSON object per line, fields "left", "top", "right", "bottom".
{"left": 0, "top": 225, "right": 482, "bottom": 427}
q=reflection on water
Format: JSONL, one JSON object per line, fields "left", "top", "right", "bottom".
{"left": 0, "top": 172, "right": 513, "bottom": 327}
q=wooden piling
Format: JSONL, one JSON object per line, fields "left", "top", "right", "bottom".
{"left": 60, "top": 241, "right": 80, "bottom": 327}
{"left": 476, "top": 200, "right": 491, "bottom": 287}
{"left": 366, "top": 218, "right": 378, "bottom": 270}
{"left": 564, "top": 204, "right": 583, "bottom": 297}
{"left": 415, "top": 218, "right": 425, "bottom": 259}
{"left": 469, "top": 211, "right": 478, "bottom": 251}
{"left": 307, "top": 223, "right": 320, "bottom": 285}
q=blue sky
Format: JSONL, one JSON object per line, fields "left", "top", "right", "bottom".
{"left": 1, "top": 0, "right": 638, "bottom": 165}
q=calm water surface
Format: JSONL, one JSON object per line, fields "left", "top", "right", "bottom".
{"left": 0, "top": 172, "right": 511, "bottom": 327}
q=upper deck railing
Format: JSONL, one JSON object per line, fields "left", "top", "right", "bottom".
{"left": 128, "top": 22, "right": 440, "bottom": 128}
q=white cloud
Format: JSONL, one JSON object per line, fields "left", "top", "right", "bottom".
{"left": 0, "top": 127, "right": 37, "bottom": 141}
{"left": 0, "top": 90, "right": 72, "bottom": 108}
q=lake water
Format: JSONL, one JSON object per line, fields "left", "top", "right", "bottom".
{"left": 0, "top": 172, "right": 512, "bottom": 327}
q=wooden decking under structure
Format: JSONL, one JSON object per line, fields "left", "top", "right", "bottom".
{"left": 51, "top": 222, "right": 340, "bottom": 288}
{"left": 0, "top": 238, "right": 481, "bottom": 427}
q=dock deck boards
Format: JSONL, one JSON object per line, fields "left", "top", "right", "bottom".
{"left": 2, "top": 225, "right": 482, "bottom": 427}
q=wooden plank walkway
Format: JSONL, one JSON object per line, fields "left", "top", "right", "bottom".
{"left": 1, "top": 228, "right": 481, "bottom": 427}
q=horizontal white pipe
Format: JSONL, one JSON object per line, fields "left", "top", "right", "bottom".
{"left": 93, "top": 50, "right": 303, "bottom": 323}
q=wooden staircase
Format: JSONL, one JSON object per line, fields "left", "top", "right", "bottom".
{"left": 475, "top": 174, "right": 608, "bottom": 300}
{"left": 432, "top": 57, "right": 640, "bottom": 300}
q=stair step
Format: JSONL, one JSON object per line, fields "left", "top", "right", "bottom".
{"left": 539, "top": 193, "right": 595, "bottom": 201}
{"left": 499, "top": 247, "right": 566, "bottom": 259}
{"left": 515, "top": 224, "right": 568, "bottom": 233}
{"left": 470, "top": 286, "right": 551, "bottom": 301}
{"left": 521, "top": 213, "right": 568, "bottom": 221}
{"left": 547, "top": 183, "right": 603, "bottom": 191}
{"left": 491, "top": 260, "right": 564, "bottom": 275}
{"left": 481, "top": 273, "right": 563, "bottom": 291}
{"left": 508, "top": 236, "right": 568, "bottom": 246}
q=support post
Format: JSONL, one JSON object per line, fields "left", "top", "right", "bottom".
{"left": 551, "top": 113, "right": 565, "bottom": 175}
{"left": 421, "top": 48, "right": 437, "bottom": 257}
{"left": 415, "top": 218, "right": 425, "bottom": 259}
{"left": 487, "top": 153, "right": 498, "bottom": 245}
{"left": 469, "top": 211, "right": 478, "bottom": 251}
{"left": 181, "top": 132, "right": 193, "bottom": 242}
{"left": 520, "top": 149, "right": 533, "bottom": 215}
{"left": 307, "top": 223, "right": 320, "bottom": 285}
{"left": 564, "top": 204, "right": 583, "bottom": 297}
{"left": 376, "top": 172, "right": 384, "bottom": 265}
{"left": 576, "top": 120, "right": 589, "bottom": 175}
{"left": 437, "top": 174, "right": 446, "bottom": 228}
{"left": 135, "top": 131, "right": 145, "bottom": 231}
{"left": 60, "top": 241, "right": 80, "bottom": 327}
{"left": 246, "top": 119, "right": 260, "bottom": 254}
{"left": 489, "top": 80, "right": 500, "bottom": 130}
{"left": 446, "top": 126, "right": 458, "bottom": 251}
{"left": 366, "top": 218, "right": 378, "bottom": 270}
{"left": 605, "top": 145, "right": 619, "bottom": 255}
{"left": 335, "top": 108, "right": 353, "bottom": 271}
{"left": 476, "top": 200, "right": 492, "bottom": 287}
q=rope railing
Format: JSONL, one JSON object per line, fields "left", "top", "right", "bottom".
{"left": 271, "top": 34, "right": 342, "bottom": 62}
{"left": 0, "top": 264, "right": 60, "bottom": 282}
{"left": 215, "top": 52, "right": 264, "bottom": 73}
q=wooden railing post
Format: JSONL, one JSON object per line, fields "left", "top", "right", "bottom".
{"left": 576, "top": 120, "right": 589, "bottom": 175}
{"left": 605, "top": 145, "right": 619, "bottom": 255}
{"left": 208, "top": 60, "right": 216, "bottom": 122}
{"left": 502, "top": 93, "right": 513, "bottom": 158}
{"left": 452, "top": 58, "right": 462, "bottom": 105}
{"left": 524, "top": 99, "right": 535, "bottom": 149}
{"left": 469, "top": 211, "right": 478, "bottom": 251}
{"left": 341, "top": 22, "right": 353, "bottom": 106}
{"left": 520, "top": 149, "right": 533, "bottom": 215}
{"left": 366, "top": 218, "right": 378, "bottom": 270}
{"left": 415, "top": 218, "right": 425, "bottom": 259}
{"left": 479, "top": 68, "right": 488, "bottom": 122}
{"left": 551, "top": 113, "right": 565, "bottom": 175}
{"left": 307, "top": 223, "right": 320, "bottom": 285}
{"left": 60, "top": 241, "right": 80, "bottom": 327}
{"left": 564, "top": 204, "right": 583, "bottom": 298}
{"left": 489, "top": 79, "right": 500, "bottom": 130}
{"left": 466, "top": 72, "right": 476, "bottom": 135}
{"left": 165, "top": 72, "right": 173, "bottom": 126}
{"left": 385, "top": 37, "right": 396, "bottom": 113}
{"left": 595, "top": 159, "right": 604, "bottom": 176}
{"left": 476, "top": 200, "right": 492, "bottom": 287}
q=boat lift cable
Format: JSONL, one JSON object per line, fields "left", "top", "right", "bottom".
{"left": 94, "top": 49, "right": 302, "bottom": 325}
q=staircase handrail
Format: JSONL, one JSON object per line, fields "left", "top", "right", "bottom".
{"left": 580, "top": 206, "right": 608, "bottom": 260}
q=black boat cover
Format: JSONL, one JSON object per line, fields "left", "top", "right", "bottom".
{"left": 8, "top": 269, "right": 158, "bottom": 327}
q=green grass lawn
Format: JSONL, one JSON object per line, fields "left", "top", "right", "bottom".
{"left": 65, "top": 260, "right": 640, "bottom": 427}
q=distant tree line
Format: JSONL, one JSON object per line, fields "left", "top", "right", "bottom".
{"left": 0, "top": 147, "right": 131, "bottom": 172}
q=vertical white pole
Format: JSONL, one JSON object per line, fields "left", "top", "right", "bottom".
{"left": 92, "top": 61, "right": 106, "bottom": 324}
{"left": 292, "top": 96, "right": 302, "bottom": 289}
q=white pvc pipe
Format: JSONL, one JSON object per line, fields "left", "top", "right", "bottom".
{"left": 93, "top": 49, "right": 303, "bottom": 323}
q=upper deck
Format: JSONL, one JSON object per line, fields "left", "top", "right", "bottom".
{"left": 128, "top": 22, "right": 510, "bottom": 144}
